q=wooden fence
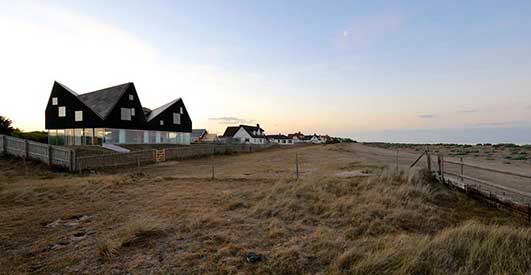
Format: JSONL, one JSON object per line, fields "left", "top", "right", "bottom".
{"left": 1, "top": 134, "right": 274, "bottom": 172}
{"left": 0, "top": 134, "right": 74, "bottom": 170}
{"left": 418, "top": 151, "right": 531, "bottom": 225}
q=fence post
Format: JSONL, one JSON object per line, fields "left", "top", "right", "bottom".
{"left": 1, "top": 135, "right": 5, "bottom": 155}
{"left": 460, "top": 157, "right": 464, "bottom": 183}
{"left": 24, "top": 140, "right": 29, "bottom": 159}
{"left": 295, "top": 153, "right": 299, "bottom": 180}
{"left": 48, "top": 145, "right": 53, "bottom": 166}
{"left": 426, "top": 150, "right": 431, "bottom": 172}
{"left": 437, "top": 155, "right": 442, "bottom": 177}
{"left": 395, "top": 149, "right": 399, "bottom": 171}
{"left": 528, "top": 203, "right": 530, "bottom": 227}
{"left": 69, "top": 150, "right": 74, "bottom": 172}
{"left": 137, "top": 155, "right": 140, "bottom": 168}
{"left": 441, "top": 155, "right": 445, "bottom": 183}
{"left": 211, "top": 146, "right": 215, "bottom": 180}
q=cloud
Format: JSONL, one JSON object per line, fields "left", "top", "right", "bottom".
{"left": 208, "top": 117, "right": 254, "bottom": 125}
{"left": 472, "top": 121, "right": 531, "bottom": 127}
{"left": 418, "top": 114, "right": 436, "bottom": 119}
{"left": 474, "top": 122, "right": 509, "bottom": 127}
{"left": 526, "top": 106, "right": 531, "bottom": 110}
{"left": 458, "top": 109, "right": 478, "bottom": 114}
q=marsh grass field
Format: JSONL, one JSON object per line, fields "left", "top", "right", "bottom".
{"left": 2, "top": 143, "right": 531, "bottom": 274}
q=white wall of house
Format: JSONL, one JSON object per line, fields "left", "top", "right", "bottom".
{"left": 232, "top": 127, "right": 266, "bottom": 144}
{"left": 270, "top": 138, "right": 294, "bottom": 145}
{"left": 232, "top": 127, "right": 252, "bottom": 144}
{"left": 310, "top": 136, "right": 323, "bottom": 144}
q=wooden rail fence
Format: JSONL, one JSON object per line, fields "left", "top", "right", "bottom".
{"left": 414, "top": 150, "right": 531, "bottom": 225}
{"left": 1, "top": 134, "right": 274, "bottom": 172}
{"left": 0, "top": 134, "right": 74, "bottom": 170}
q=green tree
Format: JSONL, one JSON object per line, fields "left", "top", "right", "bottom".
{"left": 0, "top": 115, "right": 14, "bottom": 135}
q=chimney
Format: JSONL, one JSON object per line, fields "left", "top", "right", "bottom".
{"left": 257, "top": 124, "right": 260, "bottom": 129}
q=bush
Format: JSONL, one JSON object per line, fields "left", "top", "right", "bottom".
{"left": 12, "top": 130, "right": 48, "bottom": 143}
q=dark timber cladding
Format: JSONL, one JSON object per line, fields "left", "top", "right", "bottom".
{"left": 45, "top": 81, "right": 192, "bottom": 132}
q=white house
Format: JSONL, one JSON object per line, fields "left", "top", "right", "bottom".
{"left": 222, "top": 124, "right": 267, "bottom": 144}
{"left": 267, "top": 134, "right": 294, "bottom": 145}
{"left": 288, "top": 132, "right": 306, "bottom": 144}
{"left": 305, "top": 134, "right": 325, "bottom": 144}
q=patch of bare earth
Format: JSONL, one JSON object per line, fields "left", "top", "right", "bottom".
{"left": 0, "top": 144, "right": 529, "bottom": 274}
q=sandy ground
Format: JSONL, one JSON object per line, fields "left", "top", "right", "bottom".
{"left": 360, "top": 143, "right": 531, "bottom": 202}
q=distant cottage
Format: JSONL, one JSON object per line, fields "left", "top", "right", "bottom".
{"left": 267, "top": 134, "right": 294, "bottom": 145}
{"left": 222, "top": 124, "right": 267, "bottom": 144}
{"left": 45, "top": 81, "right": 192, "bottom": 146}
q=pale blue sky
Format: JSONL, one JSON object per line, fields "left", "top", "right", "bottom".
{"left": 1, "top": 0, "right": 531, "bottom": 142}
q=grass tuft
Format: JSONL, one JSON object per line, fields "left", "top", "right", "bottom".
{"left": 97, "top": 215, "right": 166, "bottom": 257}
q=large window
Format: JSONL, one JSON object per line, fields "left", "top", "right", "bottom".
{"left": 56, "top": 129, "right": 65, "bottom": 145}
{"left": 121, "top": 108, "right": 131, "bottom": 121}
{"left": 173, "top": 113, "right": 181, "bottom": 124}
{"left": 48, "top": 130, "right": 57, "bottom": 145}
{"left": 75, "top": 111, "right": 83, "bottom": 122}
{"left": 58, "top": 106, "right": 66, "bottom": 117}
{"left": 65, "top": 129, "right": 74, "bottom": 145}
{"left": 84, "top": 128, "right": 94, "bottom": 145}
{"left": 74, "top": 129, "right": 83, "bottom": 145}
{"left": 94, "top": 128, "right": 104, "bottom": 145}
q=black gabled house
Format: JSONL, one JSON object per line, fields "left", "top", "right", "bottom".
{"left": 45, "top": 81, "right": 192, "bottom": 146}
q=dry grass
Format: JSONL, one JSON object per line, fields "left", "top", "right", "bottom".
{"left": 1, "top": 144, "right": 530, "bottom": 274}
{"left": 333, "top": 222, "right": 531, "bottom": 275}
{"left": 97, "top": 215, "right": 166, "bottom": 257}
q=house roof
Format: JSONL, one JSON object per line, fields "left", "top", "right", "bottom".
{"left": 222, "top": 124, "right": 265, "bottom": 138}
{"left": 222, "top": 126, "right": 240, "bottom": 137}
{"left": 192, "top": 129, "right": 208, "bottom": 139}
{"left": 142, "top": 107, "right": 152, "bottom": 116}
{"left": 147, "top": 98, "right": 180, "bottom": 121}
{"left": 267, "top": 134, "right": 288, "bottom": 139}
{"left": 56, "top": 81, "right": 79, "bottom": 96}
{"left": 287, "top": 132, "right": 305, "bottom": 139}
{"left": 76, "top": 83, "right": 131, "bottom": 119}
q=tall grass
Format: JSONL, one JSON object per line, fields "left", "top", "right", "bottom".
{"left": 238, "top": 168, "right": 528, "bottom": 274}
{"left": 333, "top": 221, "right": 531, "bottom": 275}
{"left": 97, "top": 215, "right": 166, "bottom": 257}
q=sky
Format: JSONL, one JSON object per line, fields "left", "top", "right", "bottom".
{"left": 1, "top": 0, "right": 531, "bottom": 143}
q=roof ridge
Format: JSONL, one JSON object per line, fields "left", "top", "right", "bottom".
{"left": 98, "top": 83, "right": 132, "bottom": 119}
{"left": 78, "top": 82, "right": 132, "bottom": 96}
{"left": 55, "top": 81, "right": 78, "bottom": 96}
{"left": 147, "top": 98, "right": 182, "bottom": 121}
{"left": 76, "top": 82, "right": 132, "bottom": 119}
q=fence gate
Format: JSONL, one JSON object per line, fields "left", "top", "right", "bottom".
{"left": 155, "top": 149, "right": 166, "bottom": 162}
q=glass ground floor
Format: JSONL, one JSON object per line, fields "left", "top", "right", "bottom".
{"left": 48, "top": 128, "right": 191, "bottom": 146}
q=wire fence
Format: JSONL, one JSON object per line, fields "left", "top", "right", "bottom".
{"left": 75, "top": 143, "right": 274, "bottom": 172}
